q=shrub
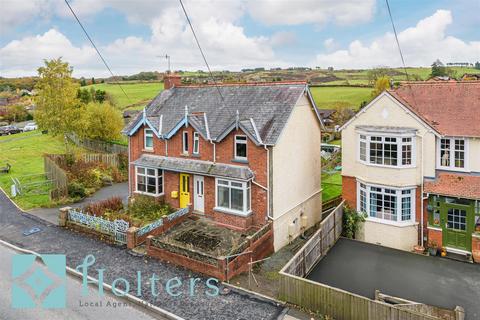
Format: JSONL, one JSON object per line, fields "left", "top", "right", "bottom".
{"left": 128, "top": 195, "right": 174, "bottom": 222}
{"left": 84, "top": 197, "right": 124, "bottom": 216}
{"left": 68, "top": 182, "right": 86, "bottom": 198}
{"left": 342, "top": 206, "right": 367, "bottom": 239}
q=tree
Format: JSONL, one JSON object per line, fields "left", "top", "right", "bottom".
{"left": 77, "top": 88, "right": 92, "bottom": 104}
{"left": 34, "top": 58, "right": 82, "bottom": 136}
{"left": 475, "top": 61, "right": 480, "bottom": 70}
{"left": 79, "top": 102, "right": 123, "bottom": 141}
{"left": 91, "top": 77, "right": 96, "bottom": 84}
{"left": 367, "top": 67, "right": 390, "bottom": 85}
{"left": 371, "top": 76, "right": 391, "bottom": 98}
{"left": 80, "top": 78, "right": 87, "bottom": 86}
{"left": 431, "top": 59, "right": 447, "bottom": 77}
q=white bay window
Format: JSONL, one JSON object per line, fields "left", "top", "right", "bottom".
{"left": 136, "top": 167, "right": 163, "bottom": 196}
{"left": 215, "top": 179, "right": 251, "bottom": 215}
{"left": 358, "top": 133, "right": 414, "bottom": 167}
{"left": 357, "top": 182, "right": 415, "bottom": 224}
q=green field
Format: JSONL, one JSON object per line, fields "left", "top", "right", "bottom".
{"left": 322, "top": 172, "right": 342, "bottom": 202}
{"left": 310, "top": 86, "right": 372, "bottom": 110}
{"left": 0, "top": 131, "right": 77, "bottom": 209}
{"left": 87, "top": 82, "right": 164, "bottom": 110}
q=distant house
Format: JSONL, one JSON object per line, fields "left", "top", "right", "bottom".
{"left": 340, "top": 82, "right": 480, "bottom": 258}
{"left": 318, "top": 109, "right": 336, "bottom": 126}
{"left": 123, "top": 75, "right": 324, "bottom": 250}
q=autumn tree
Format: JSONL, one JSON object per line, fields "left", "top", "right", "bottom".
{"left": 371, "top": 76, "right": 391, "bottom": 98}
{"left": 34, "top": 58, "right": 82, "bottom": 136}
{"left": 79, "top": 101, "right": 123, "bottom": 141}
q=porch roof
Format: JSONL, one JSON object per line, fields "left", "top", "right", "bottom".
{"left": 132, "top": 154, "right": 254, "bottom": 180}
{"left": 424, "top": 173, "right": 480, "bottom": 200}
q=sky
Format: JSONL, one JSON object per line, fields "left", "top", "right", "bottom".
{"left": 0, "top": 0, "right": 479, "bottom": 78}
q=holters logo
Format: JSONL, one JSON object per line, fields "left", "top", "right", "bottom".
{"left": 12, "top": 254, "right": 66, "bottom": 309}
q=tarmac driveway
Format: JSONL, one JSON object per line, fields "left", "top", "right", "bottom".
{"left": 307, "top": 238, "right": 480, "bottom": 319}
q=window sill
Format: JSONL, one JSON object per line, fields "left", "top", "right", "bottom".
{"left": 232, "top": 158, "right": 249, "bottom": 164}
{"left": 213, "top": 207, "right": 252, "bottom": 217}
{"left": 142, "top": 148, "right": 154, "bottom": 153}
{"left": 365, "top": 217, "right": 417, "bottom": 227}
{"left": 134, "top": 191, "right": 164, "bottom": 197}
{"left": 357, "top": 160, "right": 415, "bottom": 169}
{"left": 436, "top": 166, "right": 469, "bottom": 173}
{"left": 180, "top": 152, "right": 190, "bottom": 157}
{"left": 191, "top": 153, "right": 201, "bottom": 158}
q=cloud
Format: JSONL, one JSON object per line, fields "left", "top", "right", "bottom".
{"left": 270, "top": 31, "right": 297, "bottom": 47}
{"left": 0, "top": 29, "right": 99, "bottom": 77}
{"left": 246, "top": 0, "right": 376, "bottom": 26}
{"left": 314, "top": 10, "right": 480, "bottom": 69}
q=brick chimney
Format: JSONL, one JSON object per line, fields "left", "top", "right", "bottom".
{"left": 164, "top": 73, "right": 181, "bottom": 90}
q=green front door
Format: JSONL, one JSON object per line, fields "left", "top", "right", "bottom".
{"left": 442, "top": 204, "right": 473, "bottom": 252}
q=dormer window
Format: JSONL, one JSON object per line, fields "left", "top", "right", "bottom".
{"left": 234, "top": 135, "right": 247, "bottom": 161}
{"left": 193, "top": 132, "right": 200, "bottom": 155}
{"left": 144, "top": 128, "right": 153, "bottom": 150}
{"left": 182, "top": 131, "right": 189, "bottom": 154}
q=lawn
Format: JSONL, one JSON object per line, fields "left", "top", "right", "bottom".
{"left": 0, "top": 131, "right": 79, "bottom": 209}
{"left": 322, "top": 172, "right": 342, "bottom": 202}
{"left": 310, "top": 86, "right": 372, "bottom": 110}
{"left": 87, "top": 82, "right": 164, "bottom": 110}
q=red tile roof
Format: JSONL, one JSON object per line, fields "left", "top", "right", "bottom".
{"left": 424, "top": 173, "right": 480, "bottom": 200}
{"left": 388, "top": 82, "right": 480, "bottom": 137}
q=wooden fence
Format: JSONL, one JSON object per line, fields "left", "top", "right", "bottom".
{"left": 278, "top": 201, "right": 463, "bottom": 320}
{"left": 44, "top": 155, "right": 68, "bottom": 198}
{"left": 66, "top": 133, "right": 127, "bottom": 154}
{"left": 82, "top": 153, "right": 119, "bottom": 167}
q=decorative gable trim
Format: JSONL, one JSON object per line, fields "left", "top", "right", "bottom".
{"left": 126, "top": 111, "right": 161, "bottom": 138}
{"left": 216, "top": 121, "right": 262, "bottom": 146}
{"left": 165, "top": 117, "right": 188, "bottom": 139}
{"left": 339, "top": 91, "right": 441, "bottom": 137}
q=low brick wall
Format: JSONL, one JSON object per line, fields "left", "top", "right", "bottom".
{"left": 146, "top": 222, "right": 274, "bottom": 281}
{"left": 427, "top": 227, "right": 443, "bottom": 248}
{"left": 472, "top": 234, "right": 480, "bottom": 263}
{"left": 127, "top": 208, "right": 191, "bottom": 249}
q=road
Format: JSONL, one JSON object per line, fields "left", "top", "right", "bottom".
{"left": 0, "top": 243, "right": 165, "bottom": 320}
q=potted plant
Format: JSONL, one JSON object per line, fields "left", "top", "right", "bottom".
{"left": 441, "top": 247, "right": 447, "bottom": 257}
{"left": 472, "top": 250, "right": 480, "bottom": 263}
{"left": 413, "top": 244, "right": 425, "bottom": 254}
{"left": 427, "top": 240, "right": 438, "bottom": 256}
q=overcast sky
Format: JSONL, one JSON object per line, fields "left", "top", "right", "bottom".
{"left": 0, "top": 0, "right": 479, "bottom": 77}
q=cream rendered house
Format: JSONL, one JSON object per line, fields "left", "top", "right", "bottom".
{"left": 340, "top": 82, "right": 480, "bottom": 255}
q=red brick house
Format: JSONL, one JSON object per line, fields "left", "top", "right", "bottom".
{"left": 123, "top": 75, "right": 324, "bottom": 250}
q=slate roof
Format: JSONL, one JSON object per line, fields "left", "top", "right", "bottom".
{"left": 123, "top": 82, "right": 318, "bottom": 145}
{"left": 133, "top": 154, "right": 254, "bottom": 180}
{"left": 388, "top": 82, "right": 480, "bottom": 137}
{"left": 424, "top": 173, "right": 480, "bottom": 200}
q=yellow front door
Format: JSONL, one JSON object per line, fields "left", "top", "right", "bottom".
{"left": 179, "top": 173, "right": 190, "bottom": 208}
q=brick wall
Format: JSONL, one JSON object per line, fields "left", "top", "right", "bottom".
{"left": 472, "top": 236, "right": 480, "bottom": 263}
{"left": 342, "top": 175, "right": 356, "bottom": 208}
{"left": 129, "top": 125, "right": 268, "bottom": 230}
{"left": 427, "top": 228, "right": 443, "bottom": 248}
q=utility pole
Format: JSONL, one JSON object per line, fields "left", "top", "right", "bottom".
{"left": 157, "top": 54, "right": 171, "bottom": 73}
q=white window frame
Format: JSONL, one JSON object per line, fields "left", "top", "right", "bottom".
{"left": 357, "top": 132, "right": 415, "bottom": 168}
{"left": 135, "top": 166, "right": 164, "bottom": 196}
{"left": 182, "top": 131, "right": 189, "bottom": 154}
{"left": 436, "top": 137, "right": 469, "bottom": 172}
{"left": 214, "top": 178, "right": 251, "bottom": 216}
{"left": 234, "top": 135, "right": 248, "bottom": 161}
{"left": 144, "top": 128, "right": 154, "bottom": 150}
{"left": 357, "top": 181, "right": 416, "bottom": 226}
{"left": 193, "top": 132, "right": 200, "bottom": 155}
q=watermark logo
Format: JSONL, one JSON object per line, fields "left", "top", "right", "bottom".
{"left": 12, "top": 254, "right": 66, "bottom": 309}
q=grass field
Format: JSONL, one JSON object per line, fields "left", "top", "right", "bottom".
{"left": 0, "top": 131, "right": 78, "bottom": 209}
{"left": 310, "top": 86, "right": 372, "bottom": 110}
{"left": 322, "top": 172, "right": 342, "bottom": 202}
{"left": 87, "top": 82, "right": 164, "bottom": 110}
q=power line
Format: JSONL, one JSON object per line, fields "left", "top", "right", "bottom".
{"left": 385, "top": 0, "right": 410, "bottom": 83}
{"left": 64, "top": 0, "right": 132, "bottom": 104}
{"left": 178, "top": 0, "right": 229, "bottom": 112}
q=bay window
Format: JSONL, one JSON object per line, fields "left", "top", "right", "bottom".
{"left": 136, "top": 167, "right": 163, "bottom": 195}
{"left": 357, "top": 182, "right": 415, "bottom": 224}
{"left": 438, "top": 137, "right": 467, "bottom": 170}
{"left": 215, "top": 178, "right": 251, "bottom": 215}
{"left": 358, "top": 133, "right": 414, "bottom": 167}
